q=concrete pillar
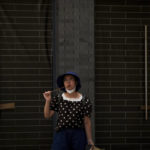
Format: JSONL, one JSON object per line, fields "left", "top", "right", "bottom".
{"left": 53, "top": 0, "right": 95, "bottom": 140}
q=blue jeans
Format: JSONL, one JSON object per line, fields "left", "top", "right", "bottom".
{"left": 51, "top": 128, "right": 87, "bottom": 150}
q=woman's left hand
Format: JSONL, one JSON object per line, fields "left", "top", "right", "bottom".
{"left": 88, "top": 139, "right": 94, "bottom": 145}
{"left": 88, "top": 139, "right": 94, "bottom": 149}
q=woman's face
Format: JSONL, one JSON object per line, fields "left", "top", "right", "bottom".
{"left": 63, "top": 75, "right": 76, "bottom": 90}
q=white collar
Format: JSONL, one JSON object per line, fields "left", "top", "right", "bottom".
{"left": 62, "top": 93, "right": 82, "bottom": 102}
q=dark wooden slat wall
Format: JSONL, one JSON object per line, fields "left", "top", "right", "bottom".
{"left": 0, "top": 0, "right": 53, "bottom": 150}
{"left": 95, "top": 0, "right": 150, "bottom": 150}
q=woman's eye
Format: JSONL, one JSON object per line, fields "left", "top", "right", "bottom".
{"left": 64, "top": 77, "right": 74, "bottom": 82}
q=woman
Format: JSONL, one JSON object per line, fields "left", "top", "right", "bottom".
{"left": 43, "top": 72, "right": 94, "bottom": 150}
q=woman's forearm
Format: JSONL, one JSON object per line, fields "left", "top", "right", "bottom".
{"left": 44, "top": 100, "right": 51, "bottom": 118}
{"left": 84, "top": 117, "right": 94, "bottom": 145}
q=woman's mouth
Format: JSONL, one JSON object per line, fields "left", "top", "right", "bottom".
{"left": 66, "top": 85, "right": 71, "bottom": 89}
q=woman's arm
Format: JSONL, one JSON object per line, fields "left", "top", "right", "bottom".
{"left": 43, "top": 91, "right": 55, "bottom": 119}
{"left": 84, "top": 116, "right": 94, "bottom": 145}
{"left": 44, "top": 100, "right": 55, "bottom": 119}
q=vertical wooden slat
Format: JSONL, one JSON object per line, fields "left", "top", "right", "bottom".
{"left": 145, "top": 25, "right": 148, "bottom": 120}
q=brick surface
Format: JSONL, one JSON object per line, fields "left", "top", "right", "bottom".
{"left": 0, "top": 0, "right": 53, "bottom": 150}
{"left": 95, "top": 0, "right": 150, "bottom": 149}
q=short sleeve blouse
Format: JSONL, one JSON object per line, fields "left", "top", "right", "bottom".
{"left": 50, "top": 93, "right": 92, "bottom": 131}
{"left": 50, "top": 95, "right": 60, "bottom": 112}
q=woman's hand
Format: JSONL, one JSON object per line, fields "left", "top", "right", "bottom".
{"left": 43, "top": 91, "right": 55, "bottom": 119}
{"left": 43, "top": 91, "right": 51, "bottom": 102}
{"left": 88, "top": 139, "right": 95, "bottom": 150}
{"left": 88, "top": 139, "right": 94, "bottom": 146}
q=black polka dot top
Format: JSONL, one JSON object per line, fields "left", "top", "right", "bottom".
{"left": 50, "top": 93, "right": 92, "bottom": 131}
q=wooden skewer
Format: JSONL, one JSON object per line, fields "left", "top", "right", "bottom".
{"left": 42, "top": 87, "right": 64, "bottom": 103}
{"left": 51, "top": 87, "right": 64, "bottom": 93}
